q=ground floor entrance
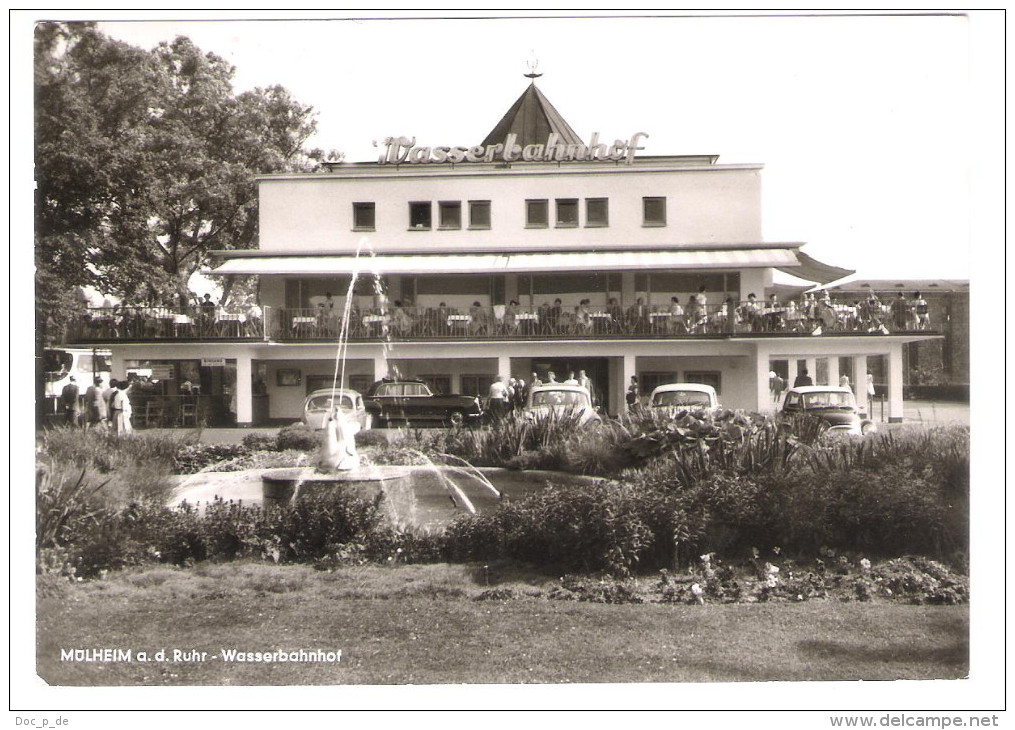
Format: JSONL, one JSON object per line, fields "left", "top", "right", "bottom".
{"left": 105, "top": 335, "right": 932, "bottom": 426}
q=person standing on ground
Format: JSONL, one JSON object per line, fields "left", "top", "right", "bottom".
{"left": 793, "top": 368, "right": 814, "bottom": 387}
{"left": 866, "top": 372, "right": 876, "bottom": 415}
{"left": 487, "top": 375, "right": 510, "bottom": 420}
{"left": 60, "top": 376, "right": 81, "bottom": 426}
{"left": 112, "top": 380, "right": 134, "bottom": 435}
{"left": 626, "top": 376, "right": 640, "bottom": 411}
{"left": 84, "top": 377, "right": 106, "bottom": 430}
{"left": 839, "top": 374, "right": 851, "bottom": 389}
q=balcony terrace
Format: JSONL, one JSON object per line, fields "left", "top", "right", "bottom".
{"left": 67, "top": 300, "right": 939, "bottom": 345}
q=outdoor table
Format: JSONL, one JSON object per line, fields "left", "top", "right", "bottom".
{"left": 291, "top": 316, "right": 316, "bottom": 337}
{"left": 589, "top": 312, "right": 612, "bottom": 334}
{"left": 173, "top": 313, "right": 194, "bottom": 337}
{"left": 217, "top": 312, "right": 245, "bottom": 337}
{"left": 516, "top": 312, "right": 538, "bottom": 335}
{"left": 649, "top": 311, "right": 670, "bottom": 333}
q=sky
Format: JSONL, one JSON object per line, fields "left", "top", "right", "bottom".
{"left": 75, "top": 11, "right": 991, "bottom": 285}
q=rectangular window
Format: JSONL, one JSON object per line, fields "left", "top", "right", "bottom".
{"left": 409, "top": 201, "right": 432, "bottom": 230}
{"left": 526, "top": 199, "right": 548, "bottom": 228}
{"left": 684, "top": 371, "right": 721, "bottom": 395}
{"left": 461, "top": 374, "right": 495, "bottom": 399}
{"left": 556, "top": 198, "right": 579, "bottom": 227}
{"left": 643, "top": 196, "right": 667, "bottom": 227}
{"left": 419, "top": 374, "right": 451, "bottom": 395}
{"left": 469, "top": 200, "right": 491, "bottom": 229}
{"left": 438, "top": 201, "right": 461, "bottom": 230}
{"left": 639, "top": 372, "right": 679, "bottom": 397}
{"left": 585, "top": 198, "right": 608, "bottom": 227}
{"left": 352, "top": 202, "right": 375, "bottom": 231}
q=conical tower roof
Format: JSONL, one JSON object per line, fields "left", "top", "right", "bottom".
{"left": 481, "top": 82, "right": 583, "bottom": 148}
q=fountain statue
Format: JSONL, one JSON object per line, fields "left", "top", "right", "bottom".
{"left": 317, "top": 406, "right": 360, "bottom": 472}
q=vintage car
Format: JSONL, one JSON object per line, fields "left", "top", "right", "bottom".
{"left": 362, "top": 378, "right": 483, "bottom": 428}
{"left": 302, "top": 388, "right": 368, "bottom": 431}
{"left": 648, "top": 382, "right": 720, "bottom": 411}
{"left": 523, "top": 384, "right": 602, "bottom": 427}
{"left": 778, "top": 385, "right": 877, "bottom": 436}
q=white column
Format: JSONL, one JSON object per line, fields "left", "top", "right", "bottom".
{"left": 622, "top": 353, "right": 637, "bottom": 413}
{"left": 740, "top": 269, "right": 767, "bottom": 300}
{"left": 852, "top": 354, "right": 868, "bottom": 415}
{"left": 235, "top": 351, "right": 253, "bottom": 425}
{"left": 786, "top": 358, "right": 798, "bottom": 388}
{"left": 805, "top": 357, "right": 817, "bottom": 385}
{"left": 621, "top": 272, "right": 636, "bottom": 307}
{"left": 498, "top": 355, "right": 511, "bottom": 381}
{"left": 826, "top": 355, "right": 840, "bottom": 387}
{"left": 888, "top": 343, "right": 904, "bottom": 423}
{"left": 505, "top": 274, "right": 519, "bottom": 305}
{"left": 754, "top": 343, "right": 772, "bottom": 413}
{"left": 373, "top": 352, "right": 388, "bottom": 382}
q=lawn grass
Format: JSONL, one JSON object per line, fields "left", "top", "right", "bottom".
{"left": 37, "top": 561, "right": 968, "bottom": 686}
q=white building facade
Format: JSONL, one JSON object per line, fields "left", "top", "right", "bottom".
{"left": 76, "top": 82, "right": 936, "bottom": 426}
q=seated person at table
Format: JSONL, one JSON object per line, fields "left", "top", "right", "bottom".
{"left": 576, "top": 300, "right": 593, "bottom": 333}
{"left": 468, "top": 301, "right": 489, "bottom": 335}
{"left": 503, "top": 300, "right": 519, "bottom": 333}
{"left": 626, "top": 297, "right": 648, "bottom": 332}
{"left": 391, "top": 301, "right": 413, "bottom": 336}
{"left": 739, "top": 292, "right": 761, "bottom": 331}
{"left": 667, "top": 296, "right": 685, "bottom": 334}
{"left": 784, "top": 300, "right": 805, "bottom": 330}
{"left": 606, "top": 297, "right": 623, "bottom": 330}
{"left": 548, "top": 298, "right": 563, "bottom": 333}
{"left": 765, "top": 294, "right": 784, "bottom": 331}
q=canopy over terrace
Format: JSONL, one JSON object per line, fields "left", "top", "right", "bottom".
{"left": 209, "top": 245, "right": 847, "bottom": 280}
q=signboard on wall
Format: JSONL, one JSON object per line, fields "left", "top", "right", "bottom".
{"left": 201, "top": 358, "right": 227, "bottom": 367}
{"left": 150, "top": 364, "right": 175, "bottom": 380}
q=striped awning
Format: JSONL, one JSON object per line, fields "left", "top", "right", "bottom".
{"left": 211, "top": 248, "right": 801, "bottom": 276}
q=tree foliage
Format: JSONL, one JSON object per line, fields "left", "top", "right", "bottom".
{"left": 35, "top": 23, "right": 320, "bottom": 342}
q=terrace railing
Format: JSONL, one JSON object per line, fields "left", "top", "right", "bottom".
{"left": 68, "top": 300, "right": 936, "bottom": 344}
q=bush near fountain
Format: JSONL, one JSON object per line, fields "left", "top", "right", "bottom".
{"left": 36, "top": 411, "right": 969, "bottom": 587}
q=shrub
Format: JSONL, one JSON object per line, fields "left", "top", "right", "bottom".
{"left": 444, "top": 480, "right": 668, "bottom": 575}
{"left": 173, "top": 443, "right": 250, "bottom": 474}
{"left": 275, "top": 423, "right": 323, "bottom": 452}
{"left": 241, "top": 432, "right": 279, "bottom": 452}
{"left": 354, "top": 430, "right": 390, "bottom": 449}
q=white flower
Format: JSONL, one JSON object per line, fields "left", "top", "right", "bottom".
{"left": 751, "top": 547, "right": 760, "bottom": 559}
{"left": 772, "top": 546, "right": 781, "bottom": 555}
{"left": 859, "top": 558, "right": 872, "bottom": 573}
{"left": 766, "top": 563, "right": 780, "bottom": 575}
{"left": 691, "top": 583, "right": 704, "bottom": 596}
{"left": 700, "top": 553, "right": 712, "bottom": 563}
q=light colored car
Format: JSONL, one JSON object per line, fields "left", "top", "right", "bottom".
{"left": 302, "top": 388, "right": 368, "bottom": 430}
{"left": 524, "top": 384, "right": 602, "bottom": 426}
{"left": 778, "top": 385, "right": 876, "bottom": 436}
{"left": 648, "top": 382, "right": 720, "bottom": 411}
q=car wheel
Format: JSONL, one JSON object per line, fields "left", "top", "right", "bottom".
{"left": 861, "top": 420, "right": 877, "bottom": 435}
{"left": 448, "top": 410, "right": 465, "bottom": 428}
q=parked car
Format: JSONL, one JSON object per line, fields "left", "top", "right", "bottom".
{"left": 363, "top": 378, "right": 483, "bottom": 428}
{"left": 523, "top": 384, "right": 602, "bottom": 427}
{"left": 302, "top": 388, "right": 368, "bottom": 430}
{"left": 778, "top": 385, "right": 877, "bottom": 436}
{"left": 648, "top": 382, "right": 720, "bottom": 412}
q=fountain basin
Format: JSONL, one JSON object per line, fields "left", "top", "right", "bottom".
{"left": 261, "top": 466, "right": 411, "bottom": 509}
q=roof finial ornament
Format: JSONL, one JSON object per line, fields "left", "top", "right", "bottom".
{"left": 524, "top": 53, "right": 542, "bottom": 82}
